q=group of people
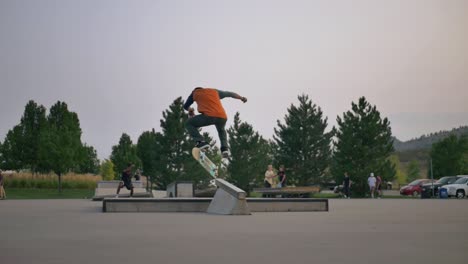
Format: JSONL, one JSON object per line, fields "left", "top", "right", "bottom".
{"left": 341, "top": 172, "right": 383, "bottom": 198}
{"left": 264, "top": 165, "right": 287, "bottom": 188}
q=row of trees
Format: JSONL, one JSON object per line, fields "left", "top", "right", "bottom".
{"left": 107, "top": 95, "right": 395, "bottom": 196}
{"left": 0, "top": 100, "right": 99, "bottom": 191}
{"left": 4, "top": 96, "right": 463, "bottom": 196}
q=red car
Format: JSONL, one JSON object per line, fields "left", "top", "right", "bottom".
{"left": 400, "top": 179, "right": 435, "bottom": 196}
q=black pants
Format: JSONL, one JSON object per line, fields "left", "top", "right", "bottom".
{"left": 343, "top": 186, "right": 350, "bottom": 197}
{"left": 185, "top": 114, "right": 228, "bottom": 149}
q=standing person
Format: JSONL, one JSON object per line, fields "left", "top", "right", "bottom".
{"left": 277, "top": 165, "right": 286, "bottom": 188}
{"left": 376, "top": 174, "right": 383, "bottom": 198}
{"left": 183, "top": 87, "right": 247, "bottom": 158}
{"left": 342, "top": 172, "right": 351, "bottom": 199}
{"left": 0, "top": 170, "right": 6, "bottom": 200}
{"left": 116, "top": 163, "right": 135, "bottom": 198}
{"left": 263, "top": 165, "right": 276, "bottom": 198}
{"left": 368, "top": 173, "right": 376, "bottom": 198}
{"left": 264, "top": 165, "right": 277, "bottom": 188}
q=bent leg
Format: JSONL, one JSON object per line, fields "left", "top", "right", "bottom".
{"left": 185, "top": 114, "right": 215, "bottom": 142}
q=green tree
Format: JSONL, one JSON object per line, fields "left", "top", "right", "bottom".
{"left": 38, "top": 101, "right": 83, "bottom": 192}
{"left": 430, "top": 135, "right": 468, "bottom": 178}
{"left": 20, "top": 100, "right": 47, "bottom": 173}
{"left": 1, "top": 125, "right": 24, "bottom": 170}
{"left": 78, "top": 144, "right": 100, "bottom": 174}
{"left": 332, "top": 97, "right": 395, "bottom": 196}
{"left": 273, "top": 94, "right": 333, "bottom": 186}
{"left": 156, "top": 97, "right": 216, "bottom": 189}
{"left": 0, "top": 100, "right": 47, "bottom": 171}
{"left": 406, "top": 160, "right": 421, "bottom": 182}
{"left": 137, "top": 129, "right": 165, "bottom": 189}
{"left": 110, "top": 133, "right": 141, "bottom": 178}
{"left": 227, "top": 112, "right": 271, "bottom": 192}
{"left": 100, "top": 159, "right": 115, "bottom": 180}
{"left": 389, "top": 154, "right": 406, "bottom": 186}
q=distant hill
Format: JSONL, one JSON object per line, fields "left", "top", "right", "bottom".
{"left": 394, "top": 126, "right": 468, "bottom": 152}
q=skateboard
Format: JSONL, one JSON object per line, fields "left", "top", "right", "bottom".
{"left": 192, "top": 147, "right": 218, "bottom": 178}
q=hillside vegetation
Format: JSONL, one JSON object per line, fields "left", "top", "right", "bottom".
{"left": 394, "top": 126, "right": 468, "bottom": 152}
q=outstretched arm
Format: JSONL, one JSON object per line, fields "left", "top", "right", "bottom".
{"left": 217, "top": 90, "right": 247, "bottom": 103}
{"left": 183, "top": 93, "right": 194, "bottom": 110}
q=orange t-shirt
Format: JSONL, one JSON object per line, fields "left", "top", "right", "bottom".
{"left": 193, "top": 88, "right": 227, "bottom": 119}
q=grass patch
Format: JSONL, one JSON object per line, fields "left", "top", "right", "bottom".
{"left": 3, "top": 188, "right": 94, "bottom": 199}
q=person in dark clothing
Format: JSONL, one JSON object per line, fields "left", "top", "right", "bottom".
{"left": 277, "top": 165, "right": 286, "bottom": 188}
{"left": 342, "top": 172, "right": 352, "bottom": 198}
{"left": 183, "top": 87, "right": 247, "bottom": 158}
{"left": 116, "top": 163, "right": 134, "bottom": 197}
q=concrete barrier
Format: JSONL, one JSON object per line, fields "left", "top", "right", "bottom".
{"left": 103, "top": 198, "right": 212, "bottom": 212}
{"left": 93, "top": 180, "right": 148, "bottom": 201}
{"left": 206, "top": 179, "right": 250, "bottom": 215}
{"left": 103, "top": 197, "right": 328, "bottom": 213}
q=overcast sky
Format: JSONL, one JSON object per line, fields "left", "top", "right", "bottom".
{"left": 1, "top": 0, "right": 467, "bottom": 159}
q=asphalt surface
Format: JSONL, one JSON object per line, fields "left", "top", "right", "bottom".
{"left": 2, "top": 199, "right": 467, "bottom": 264}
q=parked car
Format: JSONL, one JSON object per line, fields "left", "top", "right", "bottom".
{"left": 421, "top": 176, "right": 461, "bottom": 197}
{"left": 441, "top": 176, "right": 468, "bottom": 198}
{"left": 400, "top": 179, "right": 435, "bottom": 196}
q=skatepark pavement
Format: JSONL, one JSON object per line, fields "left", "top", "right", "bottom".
{"left": 1, "top": 199, "right": 467, "bottom": 264}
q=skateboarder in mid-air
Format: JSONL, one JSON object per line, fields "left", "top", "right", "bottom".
{"left": 184, "top": 87, "right": 247, "bottom": 158}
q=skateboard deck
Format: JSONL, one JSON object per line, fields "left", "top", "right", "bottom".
{"left": 192, "top": 147, "right": 218, "bottom": 178}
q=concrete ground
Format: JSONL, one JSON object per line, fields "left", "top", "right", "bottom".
{"left": 2, "top": 199, "right": 467, "bottom": 264}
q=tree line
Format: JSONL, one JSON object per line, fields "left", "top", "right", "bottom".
{"left": 0, "top": 100, "right": 99, "bottom": 191}
{"left": 107, "top": 95, "right": 394, "bottom": 196}
{"left": 2, "top": 96, "right": 465, "bottom": 196}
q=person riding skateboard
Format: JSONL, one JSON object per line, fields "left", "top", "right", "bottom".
{"left": 183, "top": 87, "right": 247, "bottom": 158}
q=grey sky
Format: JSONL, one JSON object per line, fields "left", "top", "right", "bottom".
{"left": 1, "top": 0, "right": 467, "bottom": 159}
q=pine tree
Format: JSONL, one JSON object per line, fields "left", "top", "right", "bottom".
{"left": 157, "top": 97, "right": 215, "bottom": 189}
{"left": 273, "top": 94, "right": 332, "bottom": 186}
{"left": 227, "top": 112, "right": 271, "bottom": 192}
{"left": 332, "top": 97, "right": 395, "bottom": 196}
{"left": 110, "top": 133, "right": 141, "bottom": 178}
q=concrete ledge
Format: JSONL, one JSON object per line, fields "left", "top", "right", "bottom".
{"left": 247, "top": 198, "right": 328, "bottom": 212}
{"left": 97, "top": 181, "right": 144, "bottom": 188}
{"left": 103, "top": 198, "right": 211, "bottom": 212}
{"left": 103, "top": 198, "right": 328, "bottom": 213}
{"left": 93, "top": 191, "right": 152, "bottom": 201}
{"left": 214, "top": 179, "right": 247, "bottom": 199}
